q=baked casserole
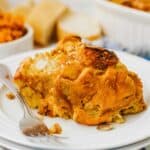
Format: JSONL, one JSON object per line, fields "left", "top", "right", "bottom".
{"left": 14, "top": 36, "right": 146, "bottom": 125}
{"left": 110, "top": 0, "right": 150, "bottom": 12}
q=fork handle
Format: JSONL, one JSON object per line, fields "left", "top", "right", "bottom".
{"left": 2, "top": 77, "right": 33, "bottom": 118}
{"left": 0, "top": 64, "right": 34, "bottom": 119}
{"left": 14, "top": 88, "right": 34, "bottom": 118}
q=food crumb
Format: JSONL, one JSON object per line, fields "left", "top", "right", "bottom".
{"left": 97, "top": 123, "right": 114, "bottom": 131}
{"left": 49, "top": 123, "right": 62, "bottom": 135}
{"left": 23, "top": 123, "right": 49, "bottom": 136}
{"left": 6, "top": 92, "right": 15, "bottom": 100}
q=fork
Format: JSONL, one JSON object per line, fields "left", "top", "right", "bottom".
{"left": 0, "top": 64, "right": 65, "bottom": 138}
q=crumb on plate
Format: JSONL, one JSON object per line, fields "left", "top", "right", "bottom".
{"left": 97, "top": 123, "right": 114, "bottom": 131}
{"left": 49, "top": 123, "right": 62, "bottom": 134}
{"left": 6, "top": 92, "right": 15, "bottom": 100}
{"left": 23, "top": 123, "right": 49, "bottom": 136}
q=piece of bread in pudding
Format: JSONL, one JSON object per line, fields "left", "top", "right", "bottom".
{"left": 14, "top": 36, "right": 146, "bottom": 125}
{"left": 57, "top": 11, "right": 102, "bottom": 41}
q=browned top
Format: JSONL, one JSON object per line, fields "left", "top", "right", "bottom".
{"left": 83, "top": 46, "right": 118, "bottom": 70}
{"left": 57, "top": 35, "right": 118, "bottom": 70}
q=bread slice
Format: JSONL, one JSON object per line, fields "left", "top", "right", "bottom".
{"left": 0, "top": 0, "right": 9, "bottom": 11}
{"left": 57, "top": 11, "right": 102, "bottom": 41}
{"left": 11, "top": 0, "right": 35, "bottom": 19}
{"left": 27, "top": 0, "right": 67, "bottom": 45}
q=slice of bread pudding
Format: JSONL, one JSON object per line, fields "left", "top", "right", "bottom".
{"left": 14, "top": 36, "right": 146, "bottom": 125}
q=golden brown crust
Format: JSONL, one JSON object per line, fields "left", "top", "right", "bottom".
{"left": 81, "top": 46, "right": 118, "bottom": 69}
{"left": 14, "top": 35, "right": 146, "bottom": 125}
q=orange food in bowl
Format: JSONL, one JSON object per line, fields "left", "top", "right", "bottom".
{"left": 110, "top": 0, "right": 150, "bottom": 12}
{"left": 0, "top": 12, "right": 26, "bottom": 43}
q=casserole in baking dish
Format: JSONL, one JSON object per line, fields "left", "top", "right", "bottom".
{"left": 110, "top": 0, "right": 150, "bottom": 12}
{"left": 96, "top": 0, "right": 150, "bottom": 54}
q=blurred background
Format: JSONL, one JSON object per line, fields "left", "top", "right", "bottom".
{"left": 1, "top": 0, "right": 150, "bottom": 60}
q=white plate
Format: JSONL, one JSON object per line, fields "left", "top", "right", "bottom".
{"left": 0, "top": 135, "right": 150, "bottom": 150}
{"left": 0, "top": 49, "right": 150, "bottom": 150}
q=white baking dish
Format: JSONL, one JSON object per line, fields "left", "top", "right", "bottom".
{"left": 95, "top": 0, "right": 150, "bottom": 54}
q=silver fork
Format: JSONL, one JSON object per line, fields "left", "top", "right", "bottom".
{"left": 0, "top": 64, "right": 66, "bottom": 139}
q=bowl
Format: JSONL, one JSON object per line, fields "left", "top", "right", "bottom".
{"left": 0, "top": 24, "right": 33, "bottom": 59}
{"left": 95, "top": 0, "right": 150, "bottom": 54}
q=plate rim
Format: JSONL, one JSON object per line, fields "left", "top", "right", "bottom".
{"left": 0, "top": 48, "right": 150, "bottom": 150}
